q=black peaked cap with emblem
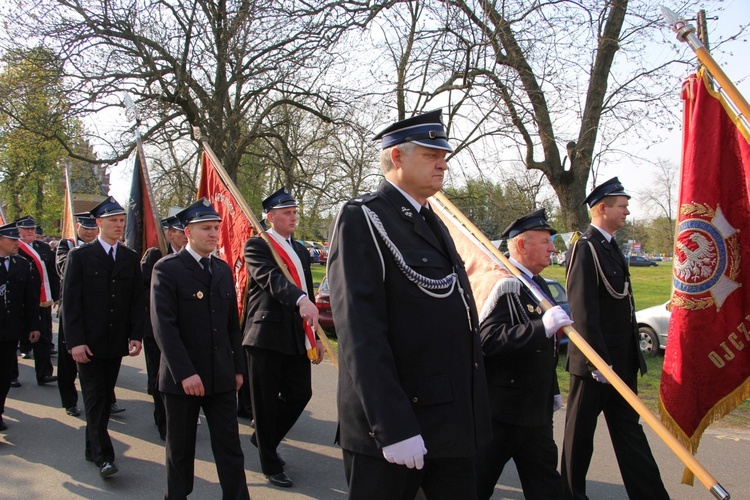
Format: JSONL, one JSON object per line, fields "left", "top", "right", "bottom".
{"left": 161, "top": 215, "right": 185, "bottom": 231}
{"left": 73, "top": 212, "right": 98, "bottom": 229}
{"left": 176, "top": 198, "right": 222, "bottom": 226}
{"left": 262, "top": 187, "right": 298, "bottom": 214}
{"left": 373, "top": 109, "right": 452, "bottom": 152}
{"left": 89, "top": 196, "right": 126, "bottom": 218}
{"left": 501, "top": 208, "right": 557, "bottom": 239}
{"left": 14, "top": 215, "right": 36, "bottom": 228}
{"left": 0, "top": 222, "right": 21, "bottom": 239}
{"left": 582, "top": 176, "right": 630, "bottom": 207}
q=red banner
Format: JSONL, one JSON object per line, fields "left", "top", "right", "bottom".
{"left": 125, "top": 153, "right": 161, "bottom": 257}
{"left": 197, "top": 151, "right": 256, "bottom": 317}
{"left": 660, "top": 69, "right": 750, "bottom": 482}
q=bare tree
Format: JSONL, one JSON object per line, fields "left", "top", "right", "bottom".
{"left": 637, "top": 158, "right": 678, "bottom": 245}
{"left": 0, "top": 0, "right": 371, "bottom": 179}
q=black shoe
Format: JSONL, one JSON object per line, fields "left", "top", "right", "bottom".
{"left": 110, "top": 403, "right": 126, "bottom": 414}
{"left": 249, "top": 433, "right": 285, "bottom": 466}
{"left": 66, "top": 406, "right": 80, "bottom": 417}
{"left": 0, "top": 418, "right": 7, "bottom": 431}
{"left": 20, "top": 351, "right": 32, "bottom": 359}
{"left": 267, "top": 472, "right": 293, "bottom": 488}
{"left": 10, "top": 379, "right": 21, "bottom": 388}
{"left": 38, "top": 375, "right": 58, "bottom": 385}
{"left": 99, "top": 462, "right": 118, "bottom": 479}
{"left": 50, "top": 349, "right": 58, "bottom": 355}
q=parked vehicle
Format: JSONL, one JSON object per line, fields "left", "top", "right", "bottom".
{"left": 628, "top": 255, "right": 658, "bottom": 267}
{"left": 544, "top": 278, "right": 571, "bottom": 352}
{"left": 315, "top": 275, "right": 334, "bottom": 332}
{"left": 635, "top": 301, "right": 671, "bottom": 356}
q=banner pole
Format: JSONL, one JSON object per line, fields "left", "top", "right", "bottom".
{"left": 194, "top": 127, "right": 337, "bottom": 368}
{"left": 431, "top": 191, "right": 729, "bottom": 499}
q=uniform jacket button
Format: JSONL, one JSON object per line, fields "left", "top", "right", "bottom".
{"left": 368, "top": 431, "right": 376, "bottom": 438}
{"left": 412, "top": 397, "right": 418, "bottom": 403}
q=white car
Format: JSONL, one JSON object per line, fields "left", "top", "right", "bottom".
{"left": 635, "top": 301, "right": 671, "bottom": 356}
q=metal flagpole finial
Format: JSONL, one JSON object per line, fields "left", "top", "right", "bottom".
{"left": 123, "top": 93, "right": 140, "bottom": 125}
{"left": 659, "top": 6, "right": 701, "bottom": 49}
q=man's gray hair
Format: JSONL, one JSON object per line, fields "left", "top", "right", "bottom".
{"left": 380, "top": 142, "right": 417, "bottom": 174}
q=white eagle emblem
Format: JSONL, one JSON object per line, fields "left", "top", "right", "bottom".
{"left": 672, "top": 204, "right": 740, "bottom": 311}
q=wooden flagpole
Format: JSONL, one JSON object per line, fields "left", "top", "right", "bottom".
{"left": 62, "top": 164, "right": 77, "bottom": 240}
{"left": 194, "top": 127, "right": 337, "bottom": 368}
{"left": 431, "top": 191, "right": 730, "bottom": 500}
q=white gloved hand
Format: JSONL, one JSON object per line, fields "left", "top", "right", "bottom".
{"left": 382, "top": 434, "right": 428, "bottom": 470}
{"left": 591, "top": 366, "right": 613, "bottom": 384}
{"left": 542, "top": 305, "right": 573, "bottom": 338}
{"left": 553, "top": 394, "right": 563, "bottom": 412}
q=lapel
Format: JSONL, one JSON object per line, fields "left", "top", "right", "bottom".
{"left": 112, "top": 244, "right": 127, "bottom": 276}
{"left": 91, "top": 240, "right": 114, "bottom": 272}
{"left": 6, "top": 256, "right": 19, "bottom": 279}
{"left": 379, "top": 181, "right": 446, "bottom": 256}
{"left": 178, "top": 249, "right": 211, "bottom": 288}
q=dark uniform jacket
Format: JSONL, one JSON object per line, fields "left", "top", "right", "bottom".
{"left": 328, "top": 180, "right": 491, "bottom": 459}
{"left": 61, "top": 240, "right": 145, "bottom": 359}
{"left": 242, "top": 235, "right": 313, "bottom": 356}
{"left": 565, "top": 225, "right": 646, "bottom": 379}
{"left": 20, "top": 240, "right": 60, "bottom": 303}
{"left": 479, "top": 276, "right": 559, "bottom": 427}
{"left": 141, "top": 245, "right": 174, "bottom": 339}
{"left": 1, "top": 254, "right": 40, "bottom": 341}
{"left": 151, "top": 249, "right": 244, "bottom": 395}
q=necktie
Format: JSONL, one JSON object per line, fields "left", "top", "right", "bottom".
{"left": 420, "top": 206, "right": 444, "bottom": 244}
{"left": 532, "top": 274, "right": 554, "bottom": 304}
{"left": 610, "top": 238, "right": 626, "bottom": 267}
{"left": 0, "top": 256, "right": 7, "bottom": 280}
{"left": 108, "top": 247, "right": 115, "bottom": 261}
{"left": 200, "top": 257, "right": 212, "bottom": 283}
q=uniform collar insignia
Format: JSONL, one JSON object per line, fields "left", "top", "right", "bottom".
{"left": 401, "top": 206, "right": 413, "bottom": 218}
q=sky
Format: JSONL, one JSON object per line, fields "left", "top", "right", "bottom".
{"left": 106, "top": 1, "right": 750, "bottom": 223}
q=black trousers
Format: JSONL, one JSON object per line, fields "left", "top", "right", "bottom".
{"left": 162, "top": 391, "right": 249, "bottom": 500}
{"left": 475, "top": 420, "right": 562, "bottom": 499}
{"left": 246, "top": 346, "right": 311, "bottom": 475}
{"left": 15, "top": 306, "right": 53, "bottom": 381}
{"left": 143, "top": 335, "right": 166, "bottom": 435}
{"left": 562, "top": 374, "right": 669, "bottom": 500}
{"left": 0, "top": 340, "right": 18, "bottom": 416}
{"left": 78, "top": 357, "right": 122, "bottom": 466}
{"left": 56, "top": 312, "right": 78, "bottom": 408}
{"left": 343, "top": 449, "right": 476, "bottom": 499}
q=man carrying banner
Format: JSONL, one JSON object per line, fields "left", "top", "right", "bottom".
{"left": 62, "top": 196, "right": 144, "bottom": 479}
{"left": 16, "top": 215, "right": 59, "bottom": 386}
{"left": 327, "top": 110, "right": 490, "bottom": 497}
{"left": 141, "top": 215, "right": 187, "bottom": 440}
{"left": 475, "top": 209, "right": 570, "bottom": 499}
{"left": 561, "top": 177, "right": 668, "bottom": 499}
{"left": 243, "top": 187, "right": 323, "bottom": 488}
{"left": 55, "top": 213, "right": 99, "bottom": 417}
{"left": 151, "top": 199, "right": 248, "bottom": 499}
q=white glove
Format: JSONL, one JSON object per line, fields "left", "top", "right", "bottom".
{"left": 591, "top": 366, "right": 613, "bottom": 384}
{"left": 553, "top": 394, "right": 563, "bottom": 412}
{"left": 542, "top": 306, "right": 573, "bottom": 338}
{"left": 382, "top": 434, "right": 427, "bottom": 470}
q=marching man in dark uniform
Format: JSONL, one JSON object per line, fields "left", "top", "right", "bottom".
{"left": 0, "top": 223, "right": 41, "bottom": 431}
{"left": 562, "top": 177, "right": 668, "bottom": 499}
{"left": 328, "top": 110, "right": 491, "bottom": 498}
{"left": 243, "top": 187, "right": 324, "bottom": 488}
{"left": 141, "top": 215, "right": 187, "bottom": 440}
{"left": 151, "top": 199, "right": 249, "bottom": 500}
{"left": 55, "top": 212, "right": 99, "bottom": 417}
{"left": 475, "top": 209, "right": 571, "bottom": 499}
{"left": 62, "top": 196, "right": 145, "bottom": 479}
{"left": 15, "top": 215, "right": 59, "bottom": 386}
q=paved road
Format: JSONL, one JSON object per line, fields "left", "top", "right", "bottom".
{"left": 2, "top": 322, "right": 749, "bottom": 499}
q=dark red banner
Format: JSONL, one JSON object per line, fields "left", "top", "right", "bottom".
{"left": 197, "top": 151, "right": 255, "bottom": 317}
{"left": 125, "top": 153, "right": 161, "bottom": 257}
{"left": 660, "top": 70, "right": 750, "bottom": 481}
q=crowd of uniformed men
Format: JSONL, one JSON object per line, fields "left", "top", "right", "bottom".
{"left": 1, "top": 110, "right": 669, "bottom": 499}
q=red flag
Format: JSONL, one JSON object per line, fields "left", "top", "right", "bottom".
{"left": 432, "top": 200, "right": 512, "bottom": 321}
{"left": 197, "top": 151, "right": 255, "bottom": 317}
{"left": 660, "top": 69, "right": 750, "bottom": 483}
{"left": 125, "top": 153, "right": 161, "bottom": 257}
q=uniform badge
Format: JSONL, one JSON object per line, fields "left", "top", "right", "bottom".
{"left": 672, "top": 203, "right": 740, "bottom": 311}
{"left": 401, "top": 206, "right": 413, "bottom": 218}
{"left": 196, "top": 291, "right": 204, "bottom": 299}
{"left": 527, "top": 304, "right": 535, "bottom": 313}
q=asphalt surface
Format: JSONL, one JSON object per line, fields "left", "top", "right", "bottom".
{"left": 2, "top": 320, "right": 750, "bottom": 499}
